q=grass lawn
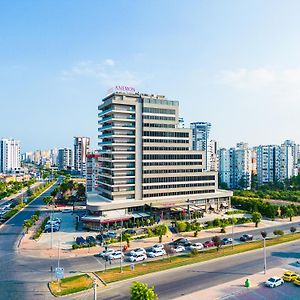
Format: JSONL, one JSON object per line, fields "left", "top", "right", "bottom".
{"left": 49, "top": 274, "right": 93, "bottom": 297}
{"left": 97, "top": 232, "right": 300, "bottom": 284}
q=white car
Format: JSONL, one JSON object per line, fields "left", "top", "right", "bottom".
{"left": 99, "top": 249, "right": 115, "bottom": 257}
{"left": 265, "top": 277, "right": 284, "bottom": 288}
{"left": 190, "top": 243, "right": 204, "bottom": 251}
{"left": 129, "top": 253, "right": 147, "bottom": 262}
{"left": 130, "top": 248, "right": 146, "bottom": 256}
{"left": 148, "top": 249, "right": 166, "bottom": 258}
{"left": 172, "top": 245, "right": 185, "bottom": 253}
{"left": 52, "top": 217, "right": 62, "bottom": 224}
{"left": 108, "top": 251, "right": 124, "bottom": 260}
{"left": 151, "top": 244, "right": 164, "bottom": 252}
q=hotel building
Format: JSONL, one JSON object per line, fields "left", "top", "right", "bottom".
{"left": 83, "top": 90, "right": 232, "bottom": 229}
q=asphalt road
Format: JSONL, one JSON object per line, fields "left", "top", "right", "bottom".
{"left": 1, "top": 182, "right": 300, "bottom": 300}
{"left": 94, "top": 239, "right": 300, "bottom": 300}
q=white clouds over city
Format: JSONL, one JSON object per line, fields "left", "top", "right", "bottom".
{"left": 61, "top": 59, "right": 141, "bottom": 87}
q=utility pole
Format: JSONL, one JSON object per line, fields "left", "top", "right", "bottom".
{"left": 261, "top": 231, "right": 267, "bottom": 274}
{"left": 93, "top": 278, "right": 97, "bottom": 300}
{"left": 231, "top": 217, "right": 234, "bottom": 249}
{"left": 51, "top": 201, "right": 53, "bottom": 249}
{"left": 120, "top": 220, "right": 123, "bottom": 273}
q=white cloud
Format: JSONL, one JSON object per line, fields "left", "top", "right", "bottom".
{"left": 218, "top": 67, "right": 300, "bottom": 91}
{"left": 104, "top": 58, "right": 115, "bottom": 66}
{"left": 61, "top": 60, "right": 141, "bottom": 87}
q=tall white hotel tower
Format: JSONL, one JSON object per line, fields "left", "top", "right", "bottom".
{"left": 83, "top": 88, "right": 232, "bottom": 229}
{"left": 0, "top": 138, "right": 21, "bottom": 173}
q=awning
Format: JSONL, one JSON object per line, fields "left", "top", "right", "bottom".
{"left": 131, "top": 212, "right": 150, "bottom": 218}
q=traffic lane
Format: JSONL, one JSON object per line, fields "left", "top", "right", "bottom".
{"left": 98, "top": 238, "right": 300, "bottom": 300}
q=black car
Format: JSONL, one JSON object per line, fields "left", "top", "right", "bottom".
{"left": 76, "top": 236, "right": 86, "bottom": 245}
{"left": 86, "top": 236, "right": 96, "bottom": 244}
{"left": 171, "top": 238, "right": 191, "bottom": 246}
{"left": 96, "top": 234, "right": 104, "bottom": 242}
{"left": 240, "top": 234, "right": 253, "bottom": 242}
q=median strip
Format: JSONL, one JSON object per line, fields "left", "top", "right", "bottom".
{"left": 48, "top": 232, "right": 300, "bottom": 297}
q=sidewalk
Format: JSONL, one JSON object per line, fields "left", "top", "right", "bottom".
{"left": 174, "top": 267, "right": 287, "bottom": 300}
{"left": 18, "top": 215, "right": 300, "bottom": 259}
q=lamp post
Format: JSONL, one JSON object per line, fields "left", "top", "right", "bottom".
{"left": 120, "top": 220, "right": 123, "bottom": 273}
{"left": 231, "top": 217, "right": 234, "bottom": 249}
{"left": 93, "top": 278, "right": 97, "bottom": 300}
{"left": 261, "top": 231, "right": 267, "bottom": 274}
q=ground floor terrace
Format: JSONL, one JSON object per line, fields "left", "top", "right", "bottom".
{"left": 81, "top": 190, "right": 233, "bottom": 231}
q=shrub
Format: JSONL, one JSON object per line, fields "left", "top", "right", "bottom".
{"left": 290, "top": 226, "right": 297, "bottom": 233}
{"left": 190, "top": 248, "right": 199, "bottom": 256}
{"left": 273, "top": 229, "right": 284, "bottom": 236}
{"left": 176, "top": 221, "right": 187, "bottom": 232}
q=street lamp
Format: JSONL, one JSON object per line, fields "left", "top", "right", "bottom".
{"left": 120, "top": 219, "right": 123, "bottom": 273}
{"left": 261, "top": 231, "right": 267, "bottom": 274}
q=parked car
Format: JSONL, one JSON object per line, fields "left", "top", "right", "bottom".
{"left": 76, "top": 237, "right": 86, "bottom": 245}
{"left": 108, "top": 251, "right": 124, "bottom": 260}
{"left": 222, "top": 237, "right": 233, "bottom": 245}
{"left": 86, "top": 236, "right": 96, "bottom": 244}
{"left": 282, "top": 271, "right": 298, "bottom": 282}
{"left": 190, "top": 243, "right": 204, "bottom": 251}
{"left": 98, "top": 249, "right": 115, "bottom": 257}
{"left": 203, "top": 241, "right": 215, "bottom": 248}
{"left": 293, "top": 276, "right": 300, "bottom": 286}
{"left": 52, "top": 217, "right": 62, "bottom": 224}
{"left": 148, "top": 249, "right": 166, "bottom": 258}
{"left": 130, "top": 248, "right": 146, "bottom": 256}
{"left": 45, "top": 224, "right": 60, "bottom": 231}
{"left": 129, "top": 253, "right": 147, "bottom": 262}
{"left": 103, "top": 231, "right": 117, "bottom": 239}
{"left": 96, "top": 234, "right": 104, "bottom": 243}
{"left": 172, "top": 245, "right": 185, "bottom": 253}
{"left": 151, "top": 244, "right": 164, "bottom": 252}
{"left": 171, "top": 238, "right": 191, "bottom": 246}
{"left": 265, "top": 276, "right": 284, "bottom": 288}
{"left": 240, "top": 234, "right": 253, "bottom": 242}
{"left": 44, "top": 226, "right": 59, "bottom": 233}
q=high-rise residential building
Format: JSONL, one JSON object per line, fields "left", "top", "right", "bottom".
{"left": 218, "top": 143, "right": 252, "bottom": 189}
{"left": 86, "top": 153, "right": 101, "bottom": 192}
{"left": 82, "top": 90, "right": 232, "bottom": 229}
{"left": 50, "top": 148, "right": 58, "bottom": 166}
{"left": 256, "top": 145, "right": 281, "bottom": 185}
{"left": 208, "top": 140, "right": 218, "bottom": 171}
{"left": 74, "top": 137, "right": 90, "bottom": 175}
{"left": 57, "top": 148, "right": 72, "bottom": 170}
{"left": 281, "top": 140, "right": 298, "bottom": 178}
{"left": 0, "top": 138, "right": 21, "bottom": 174}
{"left": 190, "top": 122, "right": 211, "bottom": 170}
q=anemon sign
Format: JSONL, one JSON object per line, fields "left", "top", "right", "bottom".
{"left": 107, "top": 85, "right": 136, "bottom": 94}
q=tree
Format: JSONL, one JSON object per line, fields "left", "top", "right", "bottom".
{"left": 273, "top": 229, "right": 284, "bottom": 236}
{"left": 252, "top": 212, "right": 262, "bottom": 227}
{"left": 290, "top": 226, "right": 296, "bottom": 234}
{"left": 220, "top": 224, "right": 226, "bottom": 233}
{"left": 285, "top": 208, "right": 294, "bottom": 222}
{"left": 23, "top": 219, "right": 33, "bottom": 233}
{"left": 76, "top": 183, "right": 86, "bottom": 200}
{"left": 212, "top": 236, "right": 222, "bottom": 252}
{"left": 155, "top": 224, "right": 167, "bottom": 243}
{"left": 130, "top": 282, "right": 158, "bottom": 300}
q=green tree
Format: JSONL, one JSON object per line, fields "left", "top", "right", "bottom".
{"left": 130, "top": 282, "right": 158, "bottom": 300}
{"left": 212, "top": 236, "right": 222, "bottom": 252}
{"left": 23, "top": 219, "right": 33, "bottom": 233}
{"left": 155, "top": 224, "right": 167, "bottom": 243}
{"left": 252, "top": 212, "right": 262, "bottom": 227}
{"left": 76, "top": 183, "right": 86, "bottom": 200}
{"left": 273, "top": 229, "right": 284, "bottom": 236}
{"left": 285, "top": 208, "right": 294, "bottom": 222}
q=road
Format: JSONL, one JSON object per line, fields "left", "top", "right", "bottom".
{"left": 0, "top": 178, "right": 62, "bottom": 300}
{"left": 94, "top": 239, "right": 300, "bottom": 300}
{"left": 1, "top": 181, "right": 300, "bottom": 300}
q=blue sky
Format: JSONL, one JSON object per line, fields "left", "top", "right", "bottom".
{"left": 1, "top": 1, "right": 300, "bottom": 151}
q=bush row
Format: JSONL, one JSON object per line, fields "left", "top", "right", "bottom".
{"left": 33, "top": 216, "right": 50, "bottom": 240}
{"left": 72, "top": 242, "right": 96, "bottom": 249}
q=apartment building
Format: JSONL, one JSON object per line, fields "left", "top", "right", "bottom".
{"left": 57, "top": 148, "right": 72, "bottom": 170}
{"left": 74, "top": 137, "right": 90, "bottom": 175}
{"left": 83, "top": 90, "right": 232, "bottom": 229}
{"left": 0, "top": 138, "right": 21, "bottom": 174}
{"left": 86, "top": 153, "right": 101, "bottom": 192}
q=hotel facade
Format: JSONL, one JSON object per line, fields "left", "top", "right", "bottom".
{"left": 83, "top": 90, "right": 232, "bottom": 229}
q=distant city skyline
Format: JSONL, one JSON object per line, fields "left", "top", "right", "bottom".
{"left": 1, "top": 1, "right": 300, "bottom": 151}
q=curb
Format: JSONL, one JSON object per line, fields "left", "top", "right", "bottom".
{"left": 92, "top": 272, "right": 107, "bottom": 286}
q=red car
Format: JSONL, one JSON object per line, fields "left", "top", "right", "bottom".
{"left": 203, "top": 240, "right": 215, "bottom": 248}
